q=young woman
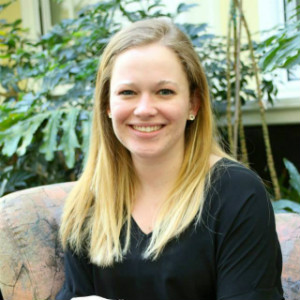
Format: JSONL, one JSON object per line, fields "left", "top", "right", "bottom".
{"left": 56, "top": 18, "right": 284, "bottom": 300}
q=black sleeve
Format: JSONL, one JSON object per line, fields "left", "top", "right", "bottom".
{"left": 55, "top": 248, "right": 94, "bottom": 300}
{"left": 211, "top": 165, "right": 284, "bottom": 300}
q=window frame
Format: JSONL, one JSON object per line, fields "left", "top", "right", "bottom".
{"left": 257, "top": 0, "right": 300, "bottom": 101}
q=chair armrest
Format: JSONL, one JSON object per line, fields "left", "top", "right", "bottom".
{"left": 276, "top": 213, "right": 300, "bottom": 300}
{"left": 0, "top": 182, "right": 75, "bottom": 300}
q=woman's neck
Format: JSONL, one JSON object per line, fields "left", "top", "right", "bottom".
{"left": 131, "top": 152, "right": 184, "bottom": 232}
{"left": 132, "top": 151, "right": 183, "bottom": 203}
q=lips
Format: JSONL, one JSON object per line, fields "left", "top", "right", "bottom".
{"left": 132, "top": 125, "right": 163, "bottom": 133}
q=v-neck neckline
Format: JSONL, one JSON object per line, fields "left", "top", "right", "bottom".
{"left": 131, "top": 216, "right": 153, "bottom": 238}
{"left": 130, "top": 158, "right": 228, "bottom": 238}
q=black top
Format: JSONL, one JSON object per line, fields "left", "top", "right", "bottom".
{"left": 56, "top": 159, "right": 284, "bottom": 300}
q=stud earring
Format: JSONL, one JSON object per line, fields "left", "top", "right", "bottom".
{"left": 189, "top": 114, "right": 195, "bottom": 121}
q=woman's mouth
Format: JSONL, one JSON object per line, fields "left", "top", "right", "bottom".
{"left": 132, "top": 125, "right": 163, "bottom": 133}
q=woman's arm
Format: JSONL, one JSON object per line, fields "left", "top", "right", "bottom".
{"left": 56, "top": 248, "right": 95, "bottom": 300}
{"left": 214, "top": 166, "right": 284, "bottom": 300}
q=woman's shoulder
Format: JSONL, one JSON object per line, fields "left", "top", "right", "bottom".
{"left": 210, "top": 158, "right": 265, "bottom": 191}
{"left": 205, "top": 158, "right": 272, "bottom": 220}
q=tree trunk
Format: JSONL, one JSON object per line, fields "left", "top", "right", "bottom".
{"left": 239, "top": 109, "right": 249, "bottom": 166}
{"left": 234, "top": 0, "right": 281, "bottom": 199}
{"left": 226, "top": 1, "right": 234, "bottom": 154}
{"left": 233, "top": 1, "right": 242, "bottom": 159}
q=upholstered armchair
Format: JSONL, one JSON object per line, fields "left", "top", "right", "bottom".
{"left": 0, "top": 182, "right": 75, "bottom": 300}
{"left": 0, "top": 183, "right": 299, "bottom": 300}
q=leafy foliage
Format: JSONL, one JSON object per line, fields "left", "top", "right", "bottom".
{"left": 259, "top": 3, "right": 300, "bottom": 71}
{"left": 273, "top": 199, "right": 300, "bottom": 214}
{"left": 0, "top": 1, "right": 121, "bottom": 195}
{"left": 272, "top": 159, "right": 300, "bottom": 213}
{"left": 0, "top": 0, "right": 280, "bottom": 196}
{"left": 284, "top": 158, "right": 300, "bottom": 195}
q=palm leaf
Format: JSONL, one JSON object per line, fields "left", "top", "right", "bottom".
{"left": 40, "top": 110, "right": 63, "bottom": 160}
{"left": 58, "top": 108, "right": 80, "bottom": 168}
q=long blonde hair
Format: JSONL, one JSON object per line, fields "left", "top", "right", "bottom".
{"left": 59, "top": 18, "right": 228, "bottom": 266}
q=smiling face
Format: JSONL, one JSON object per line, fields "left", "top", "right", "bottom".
{"left": 109, "top": 43, "right": 199, "bottom": 162}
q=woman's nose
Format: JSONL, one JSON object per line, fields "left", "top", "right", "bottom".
{"left": 133, "top": 93, "right": 157, "bottom": 117}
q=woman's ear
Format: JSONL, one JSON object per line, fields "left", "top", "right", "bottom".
{"left": 107, "top": 108, "right": 112, "bottom": 118}
{"left": 190, "top": 89, "right": 201, "bottom": 116}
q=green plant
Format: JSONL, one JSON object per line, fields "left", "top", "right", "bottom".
{"left": 259, "top": 1, "right": 300, "bottom": 72}
{"left": 0, "top": 0, "right": 279, "bottom": 197}
{"left": 272, "top": 159, "right": 300, "bottom": 213}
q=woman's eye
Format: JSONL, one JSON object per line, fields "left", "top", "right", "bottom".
{"left": 119, "top": 90, "right": 135, "bottom": 96}
{"left": 159, "top": 89, "right": 174, "bottom": 96}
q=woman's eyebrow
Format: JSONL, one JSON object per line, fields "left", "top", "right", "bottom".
{"left": 115, "top": 81, "right": 136, "bottom": 87}
{"left": 113, "top": 80, "right": 179, "bottom": 90}
{"left": 157, "top": 80, "right": 179, "bottom": 87}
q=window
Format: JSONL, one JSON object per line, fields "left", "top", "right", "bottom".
{"left": 284, "top": 0, "right": 300, "bottom": 81}
{"left": 258, "top": 0, "right": 300, "bottom": 100}
{"left": 20, "top": 0, "right": 97, "bottom": 38}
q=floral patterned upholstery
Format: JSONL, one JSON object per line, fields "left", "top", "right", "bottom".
{"left": 276, "top": 213, "right": 300, "bottom": 300}
{"left": 0, "top": 182, "right": 75, "bottom": 300}
{"left": 0, "top": 183, "right": 299, "bottom": 300}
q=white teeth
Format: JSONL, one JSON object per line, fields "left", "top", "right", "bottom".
{"left": 133, "top": 125, "right": 162, "bottom": 132}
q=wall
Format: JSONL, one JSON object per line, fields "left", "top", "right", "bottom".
{"left": 0, "top": 0, "right": 21, "bottom": 24}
